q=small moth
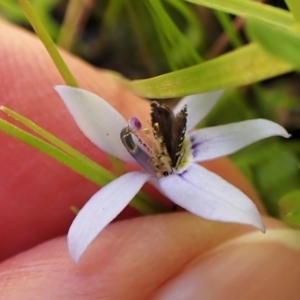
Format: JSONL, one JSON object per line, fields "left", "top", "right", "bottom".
{"left": 150, "top": 101, "right": 187, "bottom": 176}
{"left": 121, "top": 101, "right": 188, "bottom": 177}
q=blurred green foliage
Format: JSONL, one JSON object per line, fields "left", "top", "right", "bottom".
{"left": 0, "top": 0, "right": 60, "bottom": 38}
{"left": 279, "top": 190, "right": 300, "bottom": 228}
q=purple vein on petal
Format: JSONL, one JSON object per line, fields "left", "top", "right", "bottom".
{"left": 158, "top": 164, "right": 265, "bottom": 231}
{"left": 190, "top": 119, "right": 291, "bottom": 162}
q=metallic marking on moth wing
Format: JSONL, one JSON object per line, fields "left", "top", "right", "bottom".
{"left": 150, "top": 101, "right": 187, "bottom": 168}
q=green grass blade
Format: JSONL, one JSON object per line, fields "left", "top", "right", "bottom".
{"left": 1, "top": 106, "right": 109, "bottom": 175}
{"left": 57, "top": 0, "right": 90, "bottom": 50}
{"left": 184, "top": 0, "right": 294, "bottom": 29}
{"left": 0, "top": 117, "right": 111, "bottom": 186}
{"left": 214, "top": 10, "right": 243, "bottom": 48}
{"left": 126, "top": 43, "right": 293, "bottom": 98}
{"left": 247, "top": 18, "right": 300, "bottom": 71}
{"left": 145, "top": 0, "right": 201, "bottom": 70}
{"left": 18, "top": 0, "right": 78, "bottom": 87}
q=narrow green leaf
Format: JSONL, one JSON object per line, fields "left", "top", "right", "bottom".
{"left": 247, "top": 18, "right": 300, "bottom": 71}
{"left": 279, "top": 190, "right": 300, "bottom": 228}
{"left": 285, "top": 0, "right": 300, "bottom": 23}
{"left": 1, "top": 106, "right": 108, "bottom": 175}
{"left": 0, "top": 117, "right": 110, "bottom": 186}
{"left": 18, "top": 0, "right": 78, "bottom": 87}
{"left": 166, "top": 0, "right": 204, "bottom": 55}
{"left": 184, "top": 0, "right": 294, "bottom": 29}
{"left": 214, "top": 10, "right": 243, "bottom": 48}
{"left": 144, "top": 0, "right": 201, "bottom": 70}
{"left": 57, "top": 0, "right": 88, "bottom": 50}
{"left": 126, "top": 43, "right": 293, "bottom": 98}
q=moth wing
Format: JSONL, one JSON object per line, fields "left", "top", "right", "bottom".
{"left": 151, "top": 102, "right": 187, "bottom": 167}
{"left": 172, "top": 105, "right": 187, "bottom": 165}
{"left": 150, "top": 101, "right": 174, "bottom": 138}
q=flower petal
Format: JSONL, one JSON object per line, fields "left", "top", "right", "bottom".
{"left": 68, "top": 171, "right": 151, "bottom": 263}
{"left": 55, "top": 86, "right": 134, "bottom": 162}
{"left": 173, "top": 90, "right": 224, "bottom": 132}
{"left": 190, "top": 119, "right": 291, "bottom": 162}
{"left": 158, "top": 164, "right": 265, "bottom": 231}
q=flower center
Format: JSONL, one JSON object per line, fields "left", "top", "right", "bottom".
{"left": 121, "top": 102, "right": 191, "bottom": 178}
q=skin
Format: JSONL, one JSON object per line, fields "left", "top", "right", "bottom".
{"left": 0, "top": 19, "right": 299, "bottom": 299}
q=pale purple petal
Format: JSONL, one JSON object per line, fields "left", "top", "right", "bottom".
{"left": 173, "top": 90, "right": 224, "bottom": 132}
{"left": 68, "top": 171, "right": 151, "bottom": 263}
{"left": 55, "top": 86, "right": 134, "bottom": 162}
{"left": 190, "top": 119, "right": 291, "bottom": 162}
{"left": 158, "top": 164, "right": 265, "bottom": 231}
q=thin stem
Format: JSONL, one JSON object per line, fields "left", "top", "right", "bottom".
{"left": 125, "top": 0, "right": 156, "bottom": 76}
{"left": 214, "top": 10, "right": 243, "bottom": 49}
{"left": 18, "top": 0, "right": 78, "bottom": 87}
{"left": 1, "top": 106, "right": 107, "bottom": 175}
{"left": 205, "top": 0, "right": 267, "bottom": 59}
{"left": 57, "top": 0, "right": 93, "bottom": 50}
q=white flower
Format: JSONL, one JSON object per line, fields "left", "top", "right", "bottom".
{"left": 55, "top": 86, "right": 290, "bottom": 263}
